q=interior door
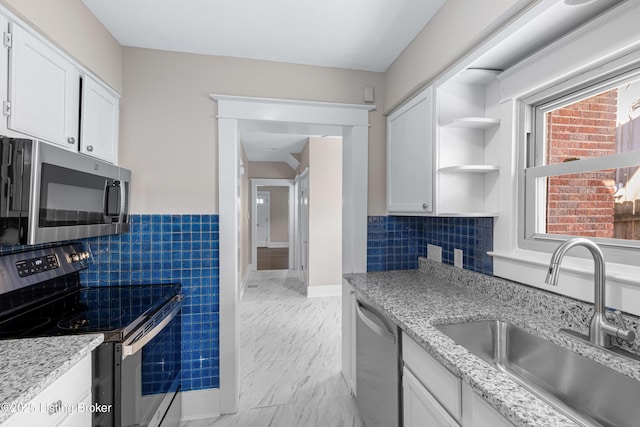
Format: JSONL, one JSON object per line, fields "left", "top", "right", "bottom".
{"left": 256, "top": 191, "right": 270, "bottom": 248}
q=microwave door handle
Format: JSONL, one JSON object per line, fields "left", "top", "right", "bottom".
{"left": 102, "top": 179, "right": 112, "bottom": 217}
{"left": 118, "top": 180, "right": 126, "bottom": 223}
{"left": 3, "top": 176, "right": 10, "bottom": 217}
{"left": 121, "top": 296, "right": 183, "bottom": 360}
{"left": 0, "top": 141, "right": 8, "bottom": 217}
{"left": 103, "top": 179, "right": 121, "bottom": 217}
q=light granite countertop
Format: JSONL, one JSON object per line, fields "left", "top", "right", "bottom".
{"left": 0, "top": 334, "right": 103, "bottom": 424}
{"left": 344, "top": 258, "right": 640, "bottom": 427}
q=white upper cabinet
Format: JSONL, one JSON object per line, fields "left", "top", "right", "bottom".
{"left": 387, "top": 85, "right": 434, "bottom": 215}
{"left": 80, "top": 75, "right": 119, "bottom": 163}
{"left": 8, "top": 24, "right": 80, "bottom": 150}
{"left": 0, "top": 18, "right": 120, "bottom": 164}
{"left": 0, "top": 16, "right": 8, "bottom": 136}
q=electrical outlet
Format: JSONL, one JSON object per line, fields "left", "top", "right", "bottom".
{"left": 427, "top": 244, "right": 442, "bottom": 263}
{"left": 454, "top": 249, "right": 463, "bottom": 268}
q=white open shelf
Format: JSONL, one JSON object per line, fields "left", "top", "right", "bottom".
{"left": 439, "top": 165, "right": 499, "bottom": 173}
{"left": 440, "top": 117, "right": 500, "bottom": 129}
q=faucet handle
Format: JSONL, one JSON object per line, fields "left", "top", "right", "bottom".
{"left": 613, "top": 310, "right": 627, "bottom": 328}
{"left": 611, "top": 310, "right": 636, "bottom": 344}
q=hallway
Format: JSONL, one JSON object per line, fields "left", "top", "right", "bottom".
{"left": 182, "top": 270, "right": 362, "bottom": 426}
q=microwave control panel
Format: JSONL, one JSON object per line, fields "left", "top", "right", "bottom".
{"left": 16, "top": 254, "right": 59, "bottom": 277}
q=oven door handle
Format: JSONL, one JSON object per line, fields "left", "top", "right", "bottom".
{"left": 121, "top": 295, "right": 183, "bottom": 360}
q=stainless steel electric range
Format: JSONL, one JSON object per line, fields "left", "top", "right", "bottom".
{"left": 0, "top": 243, "right": 183, "bottom": 427}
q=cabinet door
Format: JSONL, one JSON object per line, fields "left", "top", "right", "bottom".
{"left": 403, "top": 367, "right": 460, "bottom": 427}
{"left": 0, "top": 16, "right": 8, "bottom": 135}
{"left": 387, "top": 85, "right": 433, "bottom": 214}
{"left": 2, "top": 355, "right": 91, "bottom": 427}
{"left": 80, "top": 75, "right": 119, "bottom": 163}
{"left": 9, "top": 24, "right": 80, "bottom": 149}
{"left": 461, "top": 383, "right": 514, "bottom": 427}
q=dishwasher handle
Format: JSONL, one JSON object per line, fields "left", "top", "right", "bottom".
{"left": 356, "top": 300, "right": 396, "bottom": 344}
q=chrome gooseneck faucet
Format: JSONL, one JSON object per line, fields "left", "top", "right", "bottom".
{"left": 545, "top": 237, "right": 636, "bottom": 348}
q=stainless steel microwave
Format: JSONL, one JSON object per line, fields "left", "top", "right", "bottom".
{"left": 0, "top": 136, "right": 130, "bottom": 245}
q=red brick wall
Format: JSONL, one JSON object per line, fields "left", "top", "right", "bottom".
{"left": 546, "top": 90, "right": 617, "bottom": 238}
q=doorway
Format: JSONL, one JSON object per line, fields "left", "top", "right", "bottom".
{"left": 251, "top": 178, "right": 295, "bottom": 272}
{"left": 213, "top": 94, "right": 373, "bottom": 414}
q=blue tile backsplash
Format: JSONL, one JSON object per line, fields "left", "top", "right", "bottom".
{"left": 79, "top": 214, "right": 220, "bottom": 392}
{"left": 367, "top": 216, "right": 493, "bottom": 275}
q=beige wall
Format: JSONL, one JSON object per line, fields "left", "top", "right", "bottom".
{"left": 260, "top": 186, "right": 289, "bottom": 244}
{"left": 0, "top": 0, "right": 123, "bottom": 93}
{"left": 308, "top": 137, "right": 342, "bottom": 287}
{"left": 384, "top": 0, "right": 529, "bottom": 112}
{"left": 120, "top": 47, "right": 386, "bottom": 215}
{"left": 248, "top": 161, "right": 295, "bottom": 179}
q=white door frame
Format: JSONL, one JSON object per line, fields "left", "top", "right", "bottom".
{"left": 251, "top": 179, "right": 294, "bottom": 270}
{"left": 295, "top": 168, "right": 309, "bottom": 285}
{"left": 212, "top": 94, "right": 373, "bottom": 414}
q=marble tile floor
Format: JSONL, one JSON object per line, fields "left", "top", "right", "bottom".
{"left": 180, "top": 269, "right": 363, "bottom": 427}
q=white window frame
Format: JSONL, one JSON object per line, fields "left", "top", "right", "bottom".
{"left": 493, "top": 1, "right": 640, "bottom": 316}
{"left": 521, "top": 66, "right": 640, "bottom": 264}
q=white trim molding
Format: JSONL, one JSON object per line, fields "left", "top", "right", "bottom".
{"left": 307, "top": 284, "right": 342, "bottom": 298}
{"left": 212, "top": 94, "right": 374, "bottom": 414}
{"left": 180, "top": 388, "right": 220, "bottom": 422}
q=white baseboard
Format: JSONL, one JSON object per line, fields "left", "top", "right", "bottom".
{"left": 267, "top": 242, "right": 289, "bottom": 248}
{"left": 180, "top": 388, "right": 220, "bottom": 422}
{"left": 306, "top": 284, "right": 342, "bottom": 298}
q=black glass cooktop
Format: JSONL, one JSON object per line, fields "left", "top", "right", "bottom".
{"left": 0, "top": 282, "right": 181, "bottom": 342}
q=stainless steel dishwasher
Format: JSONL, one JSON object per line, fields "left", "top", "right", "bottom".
{"left": 355, "top": 297, "right": 400, "bottom": 427}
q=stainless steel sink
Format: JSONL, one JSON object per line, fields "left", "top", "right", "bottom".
{"left": 435, "top": 320, "right": 640, "bottom": 427}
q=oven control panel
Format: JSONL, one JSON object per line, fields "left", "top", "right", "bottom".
{"left": 16, "top": 254, "right": 59, "bottom": 277}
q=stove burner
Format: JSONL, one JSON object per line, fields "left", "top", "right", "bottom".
{"left": 0, "top": 317, "right": 52, "bottom": 336}
{"left": 57, "top": 309, "right": 126, "bottom": 331}
{"left": 67, "top": 318, "right": 89, "bottom": 330}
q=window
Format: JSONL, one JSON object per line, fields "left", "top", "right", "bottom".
{"left": 524, "top": 69, "right": 640, "bottom": 247}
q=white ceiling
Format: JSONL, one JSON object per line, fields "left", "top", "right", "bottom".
{"left": 81, "top": 0, "right": 446, "bottom": 73}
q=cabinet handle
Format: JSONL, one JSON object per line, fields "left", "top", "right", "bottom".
{"left": 67, "top": 137, "right": 75, "bottom": 145}
{"left": 87, "top": 145, "right": 94, "bottom": 152}
{"left": 422, "top": 203, "right": 429, "bottom": 210}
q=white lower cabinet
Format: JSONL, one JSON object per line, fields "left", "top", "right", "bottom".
{"left": 403, "top": 367, "right": 459, "bottom": 427}
{"left": 2, "top": 354, "right": 92, "bottom": 427}
{"left": 461, "top": 383, "right": 513, "bottom": 427}
{"left": 402, "top": 332, "right": 514, "bottom": 427}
